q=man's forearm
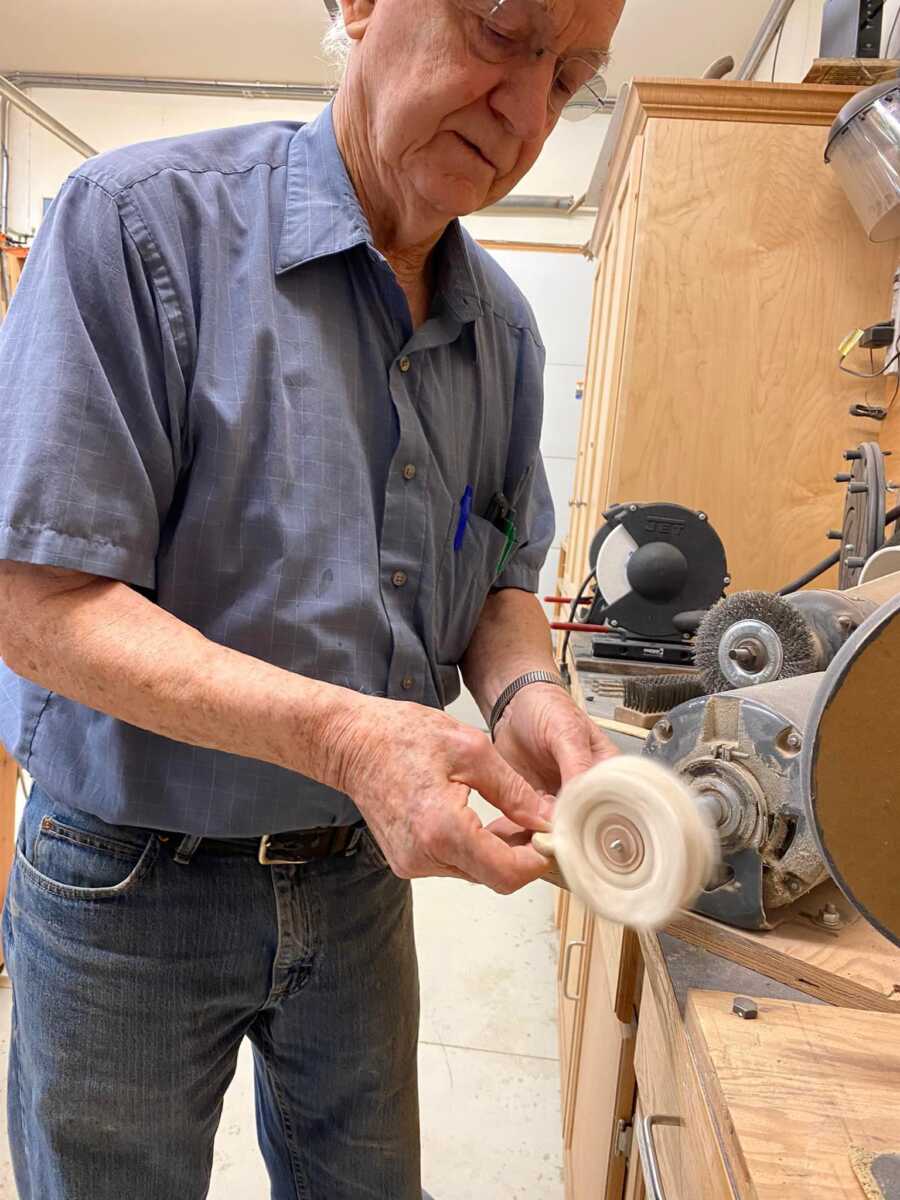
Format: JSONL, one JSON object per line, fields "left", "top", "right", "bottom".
{"left": 460, "top": 589, "right": 560, "bottom": 721}
{"left": 0, "top": 562, "right": 364, "bottom": 790}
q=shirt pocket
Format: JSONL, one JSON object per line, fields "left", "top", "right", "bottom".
{"left": 433, "top": 511, "right": 510, "bottom": 670}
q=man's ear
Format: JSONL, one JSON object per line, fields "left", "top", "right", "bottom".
{"left": 337, "top": 0, "right": 375, "bottom": 42}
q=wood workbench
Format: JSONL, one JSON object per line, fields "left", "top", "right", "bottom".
{"left": 557, "top": 652, "right": 900, "bottom": 1200}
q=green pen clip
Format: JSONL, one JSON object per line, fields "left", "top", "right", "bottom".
{"left": 496, "top": 518, "right": 518, "bottom": 574}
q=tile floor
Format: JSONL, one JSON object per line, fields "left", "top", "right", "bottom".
{"left": 0, "top": 687, "right": 564, "bottom": 1199}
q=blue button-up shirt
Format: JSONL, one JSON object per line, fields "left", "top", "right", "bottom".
{"left": 0, "top": 105, "right": 553, "bottom": 835}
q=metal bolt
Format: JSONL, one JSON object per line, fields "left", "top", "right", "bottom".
{"left": 845, "top": 556, "right": 866, "bottom": 569}
{"left": 732, "top": 996, "right": 758, "bottom": 1020}
{"left": 608, "top": 838, "right": 626, "bottom": 859}
{"left": 827, "top": 530, "right": 843, "bottom": 541}
{"left": 835, "top": 473, "right": 853, "bottom": 483}
{"left": 723, "top": 576, "right": 732, "bottom": 586}
{"left": 698, "top": 512, "right": 708, "bottom": 521}
{"left": 819, "top": 902, "right": 842, "bottom": 929}
{"left": 786, "top": 732, "right": 802, "bottom": 752}
{"left": 849, "top": 482, "right": 869, "bottom": 494}
{"left": 610, "top": 619, "right": 619, "bottom": 628}
{"left": 655, "top": 719, "right": 673, "bottom": 740}
{"left": 629, "top": 504, "right": 638, "bottom": 512}
{"left": 837, "top": 615, "right": 855, "bottom": 633}
{"left": 844, "top": 449, "right": 863, "bottom": 461}
{"left": 787, "top": 877, "right": 802, "bottom": 894}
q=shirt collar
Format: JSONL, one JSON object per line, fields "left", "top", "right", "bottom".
{"left": 276, "top": 104, "right": 483, "bottom": 322}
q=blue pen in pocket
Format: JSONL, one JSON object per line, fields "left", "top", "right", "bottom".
{"left": 454, "top": 485, "right": 474, "bottom": 552}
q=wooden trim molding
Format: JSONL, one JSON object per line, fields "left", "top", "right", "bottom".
{"left": 629, "top": 77, "right": 858, "bottom": 127}
{"left": 477, "top": 239, "right": 588, "bottom": 255}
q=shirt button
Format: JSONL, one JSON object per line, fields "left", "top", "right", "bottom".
{"left": 401, "top": 677, "right": 414, "bottom": 691}
{"left": 402, "top": 464, "right": 417, "bottom": 481}
{"left": 398, "top": 356, "right": 411, "bottom": 373}
{"left": 391, "top": 570, "right": 408, "bottom": 588}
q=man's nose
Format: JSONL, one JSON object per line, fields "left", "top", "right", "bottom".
{"left": 489, "top": 58, "right": 555, "bottom": 142}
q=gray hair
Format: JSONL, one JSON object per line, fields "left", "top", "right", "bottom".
{"left": 322, "top": 10, "right": 352, "bottom": 75}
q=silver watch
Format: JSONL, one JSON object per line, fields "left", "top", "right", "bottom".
{"left": 488, "top": 670, "right": 566, "bottom": 740}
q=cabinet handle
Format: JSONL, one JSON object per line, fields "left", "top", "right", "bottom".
{"left": 562, "top": 938, "right": 586, "bottom": 1001}
{"left": 635, "top": 1114, "right": 682, "bottom": 1200}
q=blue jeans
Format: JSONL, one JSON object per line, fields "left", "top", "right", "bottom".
{"left": 3, "top": 786, "right": 422, "bottom": 1199}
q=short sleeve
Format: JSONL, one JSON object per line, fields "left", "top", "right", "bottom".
{"left": 493, "top": 328, "right": 555, "bottom": 592}
{"left": 0, "top": 175, "right": 185, "bottom": 588}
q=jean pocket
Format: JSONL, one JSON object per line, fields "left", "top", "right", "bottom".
{"left": 18, "top": 815, "right": 159, "bottom": 901}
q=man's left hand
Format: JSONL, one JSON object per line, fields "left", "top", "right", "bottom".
{"left": 493, "top": 682, "right": 618, "bottom": 799}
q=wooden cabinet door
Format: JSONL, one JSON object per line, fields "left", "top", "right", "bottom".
{"left": 565, "top": 933, "right": 638, "bottom": 1199}
{"left": 559, "top": 893, "right": 591, "bottom": 1117}
{"left": 633, "top": 971, "right": 733, "bottom": 1200}
{"left": 567, "top": 135, "right": 645, "bottom": 582}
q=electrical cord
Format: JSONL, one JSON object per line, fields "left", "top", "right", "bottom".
{"left": 840, "top": 348, "right": 900, "bottom": 379}
{"left": 777, "top": 502, "right": 900, "bottom": 596}
{"left": 558, "top": 570, "right": 596, "bottom": 678}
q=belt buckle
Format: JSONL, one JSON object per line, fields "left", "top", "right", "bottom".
{"left": 257, "top": 835, "right": 310, "bottom": 867}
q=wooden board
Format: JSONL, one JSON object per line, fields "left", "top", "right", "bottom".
{"left": 0, "top": 248, "right": 24, "bottom": 320}
{"left": 686, "top": 990, "right": 900, "bottom": 1200}
{"left": 0, "top": 743, "right": 17, "bottom": 922}
{"left": 804, "top": 58, "right": 900, "bottom": 86}
{"left": 667, "top": 880, "right": 900, "bottom": 1012}
{"left": 568, "top": 137, "right": 644, "bottom": 580}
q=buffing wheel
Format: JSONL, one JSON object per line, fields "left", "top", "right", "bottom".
{"left": 534, "top": 758, "right": 718, "bottom": 930}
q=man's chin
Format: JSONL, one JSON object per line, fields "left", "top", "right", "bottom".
{"left": 413, "top": 172, "right": 495, "bottom": 222}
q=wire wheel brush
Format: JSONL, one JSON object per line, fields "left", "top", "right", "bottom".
{"left": 695, "top": 591, "right": 818, "bottom": 693}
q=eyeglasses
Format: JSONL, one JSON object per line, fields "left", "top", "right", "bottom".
{"left": 450, "top": 0, "right": 609, "bottom": 119}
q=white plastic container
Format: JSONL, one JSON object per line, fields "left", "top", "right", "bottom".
{"left": 826, "top": 81, "right": 900, "bottom": 242}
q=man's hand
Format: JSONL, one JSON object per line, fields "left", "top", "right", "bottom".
{"left": 328, "top": 696, "right": 554, "bottom": 894}
{"left": 493, "top": 683, "right": 617, "bottom": 798}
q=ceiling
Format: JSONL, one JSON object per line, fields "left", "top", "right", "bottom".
{"left": 3, "top": 0, "right": 775, "bottom": 88}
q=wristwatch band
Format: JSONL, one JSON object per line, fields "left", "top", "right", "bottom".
{"left": 489, "top": 670, "right": 566, "bottom": 740}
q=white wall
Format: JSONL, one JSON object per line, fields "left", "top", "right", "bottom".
{"left": 486, "top": 250, "right": 595, "bottom": 608}
{"left": 755, "top": 0, "right": 900, "bottom": 82}
{"left": 5, "top": 88, "right": 609, "bottom": 248}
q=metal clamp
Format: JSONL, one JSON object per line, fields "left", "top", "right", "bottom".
{"left": 635, "top": 1114, "right": 682, "bottom": 1200}
{"left": 562, "top": 938, "right": 586, "bottom": 1002}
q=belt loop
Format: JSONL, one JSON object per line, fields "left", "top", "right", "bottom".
{"left": 173, "top": 834, "right": 203, "bottom": 865}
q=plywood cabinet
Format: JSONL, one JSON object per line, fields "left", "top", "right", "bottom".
{"left": 564, "top": 78, "right": 900, "bottom": 596}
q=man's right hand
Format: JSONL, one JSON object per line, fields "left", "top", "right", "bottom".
{"left": 327, "top": 697, "right": 554, "bottom": 894}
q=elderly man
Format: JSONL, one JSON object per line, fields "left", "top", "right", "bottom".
{"left": 0, "top": 0, "right": 623, "bottom": 1196}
